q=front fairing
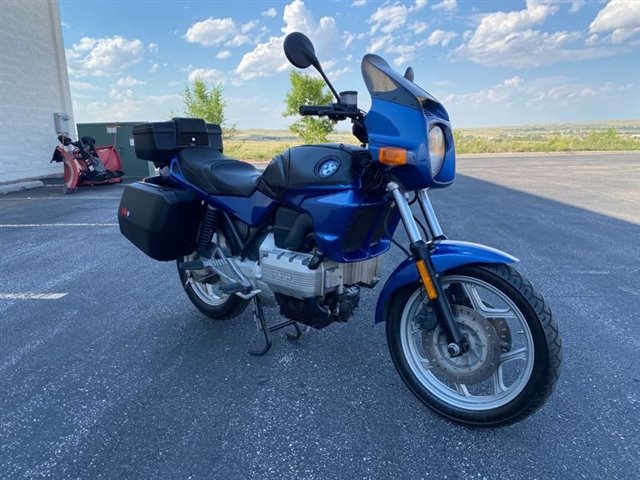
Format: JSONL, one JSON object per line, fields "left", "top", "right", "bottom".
{"left": 362, "top": 54, "right": 455, "bottom": 190}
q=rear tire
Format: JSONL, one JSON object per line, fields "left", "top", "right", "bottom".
{"left": 385, "top": 263, "right": 562, "bottom": 426}
{"left": 176, "top": 229, "right": 248, "bottom": 320}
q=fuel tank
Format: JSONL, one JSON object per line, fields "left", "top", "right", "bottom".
{"left": 259, "top": 144, "right": 397, "bottom": 263}
{"left": 258, "top": 143, "right": 370, "bottom": 198}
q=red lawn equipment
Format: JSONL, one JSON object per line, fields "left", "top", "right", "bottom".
{"left": 51, "top": 134, "right": 124, "bottom": 193}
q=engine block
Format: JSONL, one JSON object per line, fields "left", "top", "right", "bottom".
{"left": 258, "top": 234, "right": 382, "bottom": 299}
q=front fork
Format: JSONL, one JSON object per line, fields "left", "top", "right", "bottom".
{"left": 387, "top": 182, "right": 468, "bottom": 356}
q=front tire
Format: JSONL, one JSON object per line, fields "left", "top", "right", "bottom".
{"left": 385, "top": 263, "right": 562, "bottom": 426}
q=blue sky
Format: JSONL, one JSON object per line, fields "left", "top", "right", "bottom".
{"left": 59, "top": 0, "right": 640, "bottom": 129}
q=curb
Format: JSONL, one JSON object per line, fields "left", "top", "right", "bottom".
{"left": 0, "top": 181, "right": 45, "bottom": 195}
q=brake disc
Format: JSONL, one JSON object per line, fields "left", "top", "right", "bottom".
{"left": 489, "top": 318, "right": 512, "bottom": 353}
{"left": 422, "top": 305, "right": 501, "bottom": 385}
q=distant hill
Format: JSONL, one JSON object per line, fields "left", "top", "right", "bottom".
{"left": 224, "top": 120, "right": 640, "bottom": 160}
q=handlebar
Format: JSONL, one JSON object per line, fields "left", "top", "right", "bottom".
{"left": 299, "top": 105, "right": 334, "bottom": 116}
{"left": 299, "top": 103, "right": 361, "bottom": 121}
{"left": 299, "top": 103, "right": 368, "bottom": 145}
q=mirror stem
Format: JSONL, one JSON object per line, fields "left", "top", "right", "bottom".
{"left": 316, "top": 65, "right": 341, "bottom": 102}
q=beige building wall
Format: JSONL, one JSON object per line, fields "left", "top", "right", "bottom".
{"left": 0, "top": 0, "right": 75, "bottom": 183}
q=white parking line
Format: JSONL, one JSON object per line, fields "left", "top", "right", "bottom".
{"left": 0, "top": 223, "right": 117, "bottom": 227}
{"left": 0, "top": 197, "right": 121, "bottom": 200}
{"left": 0, "top": 293, "right": 68, "bottom": 300}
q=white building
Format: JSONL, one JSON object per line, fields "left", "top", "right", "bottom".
{"left": 0, "top": 0, "right": 74, "bottom": 184}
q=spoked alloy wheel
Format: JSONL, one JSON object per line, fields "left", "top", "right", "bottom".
{"left": 386, "top": 264, "right": 561, "bottom": 426}
{"left": 177, "top": 232, "right": 248, "bottom": 320}
{"left": 181, "top": 252, "right": 230, "bottom": 307}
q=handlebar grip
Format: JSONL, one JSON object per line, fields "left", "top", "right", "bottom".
{"left": 300, "top": 105, "right": 321, "bottom": 116}
{"left": 299, "top": 105, "right": 332, "bottom": 116}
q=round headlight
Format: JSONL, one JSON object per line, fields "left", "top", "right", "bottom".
{"left": 428, "top": 125, "right": 445, "bottom": 176}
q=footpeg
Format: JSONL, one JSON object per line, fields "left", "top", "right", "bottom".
{"left": 178, "top": 260, "right": 205, "bottom": 271}
{"left": 220, "top": 283, "right": 251, "bottom": 295}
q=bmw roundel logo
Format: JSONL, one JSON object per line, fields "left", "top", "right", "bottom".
{"left": 317, "top": 158, "right": 340, "bottom": 178}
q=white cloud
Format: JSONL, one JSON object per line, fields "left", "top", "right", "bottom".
{"left": 226, "top": 35, "right": 251, "bottom": 47}
{"left": 369, "top": 34, "right": 394, "bottom": 54}
{"left": 455, "top": 1, "right": 625, "bottom": 68}
{"left": 185, "top": 17, "right": 236, "bottom": 46}
{"left": 262, "top": 7, "right": 277, "bottom": 17}
{"left": 65, "top": 36, "right": 145, "bottom": 77}
{"left": 503, "top": 76, "right": 523, "bottom": 87}
{"left": 442, "top": 75, "right": 637, "bottom": 116}
{"left": 438, "top": 75, "right": 640, "bottom": 125}
{"left": 70, "top": 81, "right": 101, "bottom": 91}
{"left": 216, "top": 50, "right": 232, "bottom": 60}
{"left": 589, "top": 0, "right": 640, "bottom": 44}
{"left": 442, "top": 78, "right": 524, "bottom": 109}
{"left": 327, "top": 65, "right": 352, "bottom": 79}
{"left": 386, "top": 43, "right": 421, "bottom": 66}
{"left": 188, "top": 68, "right": 225, "bottom": 84}
{"left": 370, "top": 4, "right": 410, "bottom": 34}
{"left": 352, "top": 0, "right": 367, "bottom": 6}
{"left": 432, "top": 0, "right": 457, "bottom": 12}
{"left": 569, "top": 0, "right": 585, "bottom": 13}
{"left": 427, "top": 30, "right": 458, "bottom": 47}
{"left": 61, "top": 21, "right": 70, "bottom": 28}
{"left": 109, "top": 86, "right": 134, "bottom": 102}
{"left": 344, "top": 31, "right": 356, "bottom": 47}
{"left": 185, "top": 17, "right": 267, "bottom": 49}
{"left": 148, "top": 42, "right": 159, "bottom": 53}
{"left": 241, "top": 20, "right": 259, "bottom": 34}
{"left": 73, "top": 94, "right": 182, "bottom": 123}
{"left": 411, "top": 21, "right": 428, "bottom": 35}
{"left": 369, "top": 0, "right": 427, "bottom": 35}
{"left": 236, "top": 36, "right": 290, "bottom": 80}
{"left": 149, "top": 63, "right": 159, "bottom": 73}
{"left": 116, "top": 75, "right": 146, "bottom": 87}
{"left": 236, "top": 0, "right": 339, "bottom": 80}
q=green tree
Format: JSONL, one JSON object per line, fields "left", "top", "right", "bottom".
{"left": 283, "top": 71, "right": 334, "bottom": 143}
{"left": 175, "top": 78, "right": 236, "bottom": 138}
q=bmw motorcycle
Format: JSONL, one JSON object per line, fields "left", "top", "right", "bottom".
{"left": 118, "top": 32, "right": 561, "bottom": 426}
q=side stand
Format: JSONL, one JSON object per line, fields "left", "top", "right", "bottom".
{"left": 248, "top": 297, "right": 306, "bottom": 356}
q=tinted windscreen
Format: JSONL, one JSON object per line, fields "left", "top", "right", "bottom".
{"left": 361, "top": 54, "right": 440, "bottom": 112}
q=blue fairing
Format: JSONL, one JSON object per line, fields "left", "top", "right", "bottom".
{"left": 365, "top": 100, "right": 455, "bottom": 191}
{"left": 291, "top": 188, "right": 397, "bottom": 262}
{"left": 207, "top": 191, "right": 276, "bottom": 226}
{"left": 362, "top": 54, "right": 455, "bottom": 190}
{"left": 374, "top": 240, "right": 518, "bottom": 323}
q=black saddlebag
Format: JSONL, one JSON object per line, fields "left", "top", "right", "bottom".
{"left": 133, "top": 117, "right": 223, "bottom": 167}
{"left": 118, "top": 179, "right": 204, "bottom": 261}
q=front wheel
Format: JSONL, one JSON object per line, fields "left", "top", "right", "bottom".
{"left": 385, "top": 263, "right": 562, "bottom": 426}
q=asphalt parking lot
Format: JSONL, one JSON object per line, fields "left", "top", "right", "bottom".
{"left": 1, "top": 153, "right": 639, "bottom": 479}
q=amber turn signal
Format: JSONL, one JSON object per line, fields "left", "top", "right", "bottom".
{"left": 378, "top": 147, "right": 407, "bottom": 166}
{"left": 416, "top": 259, "right": 438, "bottom": 300}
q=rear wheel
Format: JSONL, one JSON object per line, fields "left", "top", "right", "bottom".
{"left": 177, "top": 232, "right": 248, "bottom": 320}
{"left": 385, "top": 263, "right": 562, "bottom": 426}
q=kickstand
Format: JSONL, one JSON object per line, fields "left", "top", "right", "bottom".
{"left": 247, "top": 297, "right": 305, "bottom": 356}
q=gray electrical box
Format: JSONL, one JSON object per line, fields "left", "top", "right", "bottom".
{"left": 53, "top": 112, "right": 70, "bottom": 135}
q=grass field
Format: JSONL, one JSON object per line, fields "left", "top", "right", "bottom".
{"left": 224, "top": 120, "right": 640, "bottom": 161}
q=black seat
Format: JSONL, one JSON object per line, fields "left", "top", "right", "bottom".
{"left": 177, "top": 147, "right": 261, "bottom": 197}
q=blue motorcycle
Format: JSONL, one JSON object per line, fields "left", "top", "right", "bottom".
{"left": 118, "top": 32, "right": 561, "bottom": 426}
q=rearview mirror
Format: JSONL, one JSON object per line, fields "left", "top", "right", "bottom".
{"left": 284, "top": 32, "right": 319, "bottom": 69}
{"left": 404, "top": 67, "right": 414, "bottom": 82}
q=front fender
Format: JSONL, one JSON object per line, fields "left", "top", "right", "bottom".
{"left": 374, "top": 240, "right": 518, "bottom": 323}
